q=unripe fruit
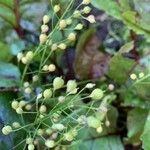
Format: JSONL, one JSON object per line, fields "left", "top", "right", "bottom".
{"left": 53, "top": 77, "right": 64, "bottom": 90}
{"left": 90, "top": 89, "right": 104, "bottom": 100}
{"left": 21, "top": 57, "right": 28, "bottom": 64}
{"left": 42, "top": 65, "right": 49, "bottom": 71}
{"left": 24, "top": 82, "right": 29, "bottom": 87}
{"left": 37, "top": 129, "right": 44, "bottom": 136}
{"left": 12, "top": 122, "right": 21, "bottom": 128}
{"left": 25, "top": 104, "right": 32, "bottom": 111}
{"left": 41, "top": 24, "right": 49, "bottom": 33}
{"left": 87, "top": 15, "right": 96, "bottom": 23}
{"left": 87, "top": 116, "right": 101, "bottom": 128}
{"left": 19, "top": 100, "right": 27, "bottom": 107}
{"left": 11, "top": 100, "right": 19, "bottom": 109}
{"left": 105, "top": 120, "right": 110, "bottom": 127}
{"left": 139, "top": 72, "right": 144, "bottom": 78}
{"left": 43, "top": 15, "right": 50, "bottom": 24}
{"left": 39, "top": 34, "right": 47, "bottom": 44}
{"left": 51, "top": 44, "right": 58, "bottom": 51}
{"left": 45, "top": 140, "right": 55, "bottom": 148}
{"left": 43, "top": 89, "right": 52, "bottom": 99}
{"left": 25, "top": 87, "right": 32, "bottom": 94}
{"left": 108, "top": 84, "right": 114, "bottom": 91}
{"left": 64, "top": 133, "right": 74, "bottom": 141}
{"left": 2, "top": 126, "right": 12, "bottom": 135}
{"left": 59, "top": 20, "right": 67, "bottom": 29}
{"left": 17, "top": 52, "right": 23, "bottom": 61}
{"left": 66, "top": 80, "right": 77, "bottom": 93}
{"left": 85, "top": 83, "right": 95, "bottom": 89}
{"left": 26, "top": 51, "right": 33, "bottom": 61}
{"left": 73, "top": 10, "right": 81, "bottom": 18}
{"left": 32, "top": 75, "right": 39, "bottom": 82}
{"left": 68, "top": 33, "right": 76, "bottom": 41}
{"left": 48, "top": 64, "right": 56, "bottom": 72}
{"left": 28, "top": 144, "right": 35, "bottom": 150}
{"left": 26, "top": 138, "right": 33, "bottom": 144}
{"left": 16, "top": 107, "right": 23, "bottom": 114}
{"left": 39, "top": 105, "right": 47, "bottom": 113}
{"left": 54, "top": 5, "right": 60, "bottom": 13}
{"left": 82, "top": 0, "right": 91, "bottom": 5}
{"left": 96, "top": 126, "right": 103, "bottom": 133}
{"left": 58, "top": 43, "right": 67, "bottom": 50}
{"left": 58, "top": 96, "right": 65, "bottom": 103}
{"left": 83, "top": 6, "right": 91, "bottom": 14}
{"left": 66, "top": 19, "right": 72, "bottom": 25}
{"left": 130, "top": 73, "right": 137, "bottom": 80}
{"left": 75, "top": 23, "right": 83, "bottom": 30}
{"left": 45, "top": 128, "right": 53, "bottom": 135}
{"left": 52, "top": 123, "right": 65, "bottom": 131}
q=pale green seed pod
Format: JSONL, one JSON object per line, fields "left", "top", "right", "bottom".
{"left": 66, "top": 80, "right": 77, "bottom": 93}
{"left": 87, "top": 116, "right": 101, "bottom": 129}
{"left": 45, "top": 140, "right": 55, "bottom": 148}
{"left": 43, "top": 89, "right": 52, "bottom": 99}
{"left": 53, "top": 77, "right": 64, "bottom": 90}
{"left": 11, "top": 100, "right": 19, "bottom": 109}
{"left": 90, "top": 89, "right": 104, "bottom": 100}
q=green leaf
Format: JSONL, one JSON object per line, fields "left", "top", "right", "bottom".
{"left": 69, "top": 136, "right": 124, "bottom": 150}
{"left": 92, "top": 0, "right": 122, "bottom": 19}
{"left": 0, "top": 42, "right": 12, "bottom": 61}
{"left": 0, "top": 62, "right": 20, "bottom": 88}
{"left": 0, "top": 92, "right": 21, "bottom": 149}
{"left": 108, "top": 55, "right": 135, "bottom": 84}
{"left": 0, "top": 4, "right": 16, "bottom": 27}
{"left": 141, "top": 111, "right": 150, "bottom": 150}
{"left": 127, "top": 108, "right": 148, "bottom": 144}
{"left": 118, "top": 41, "right": 134, "bottom": 54}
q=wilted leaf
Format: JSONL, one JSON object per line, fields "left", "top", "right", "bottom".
{"left": 74, "top": 28, "right": 110, "bottom": 79}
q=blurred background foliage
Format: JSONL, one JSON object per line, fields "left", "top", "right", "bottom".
{"left": 0, "top": 0, "right": 150, "bottom": 150}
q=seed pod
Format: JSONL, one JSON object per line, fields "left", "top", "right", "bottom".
{"left": 66, "top": 80, "right": 77, "bottom": 93}
{"left": 48, "top": 64, "right": 56, "bottom": 72}
{"left": 68, "top": 33, "right": 76, "bottom": 41}
{"left": 75, "top": 23, "right": 83, "bottom": 30}
{"left": 25, "top": 87, "right": 32, "bottom": 94}
{"left": 21, "top": 57, "right": 28, "bottom": 64}
{"left": 83, "top": 6, "right": 91, "bottom": 14}
{"left": 19, "top": 100, "right": 27, "bottom": 107}
{"left": 59, "top": 20, "right": 67, "bottom": 29}
{"left": 39, "top": 105, "right": 47, "bottom": 113}
{"left": 53, "top": 77, "right": 64, "bottom": 90}
{"left": 66, "top": 19, "right": 72, "bottom": 25}
{"left": 64, "top": 133, "right": 74, "bottom": 141}
{"left": 11, "top": 100, "right": 19, "bottom": 109}
{"left": 139, "top": 72, "right": 144, "bottom": 78}
{"left": 58, "top": 43, "right": 67, "bottom": 50}
{"left": 87, "top": 15, "right": 96, "bottom": 23}
{"left": 130, "top": 73, "right": 137, "bottom": 80}
{"left": 26, "top": 51, "right": 33, "bottom": 61}
{"left": 12, "top": 122, "right": 21, "bottom": 128}
{"left": 45, "top": 140, "right": 55, "bottom": 148}
{"left": 17, "top": 52, "right": 23, "bottom": 61}
{"left": 54, "top": 5, "right": 60, "bottom": 13}
{"left": 41, "top": 24, "right": 49, "bottom": 33}
{"left": 82, "top": 0, "right": 91, "bottom": 5}
{"left": 24, "top": 82, "right": 29, "bottom": 87}
{"left": 39, "top": 34, "right": 47, "bottom": 44}
{"left": 43, "top": 89, "right": 52, "bottom": 99}
{"left": 52, "top": 123, "right": 65, "bottom": 131}
{"left": 32, "top": 75, "right": 39, "bottom": 82}
{"left": 16, "top": 107, "right": 23, "bottom": 114}
{"left": 42, "top": 65, "right": 49, "bottom": 71}
{"left": 26, "top": 138, "right": 33, "bottom": 144}
{"left": 87, "top": 116, "right": 101, "bottom": 128}
{"left": 96, "top": 126, "right": 103, "bottom": 133}
{"left": 28, "top": 144, "right": 35, "bottom": 150}
{"left": 90, "top": 89, "right": 104, "bottom": 100}
{"left": 2, "top": 126, "right": 12, "bottom": 135}
{"left": 51, "top": 43, "right": 58, "bottom": 51}
{"left": 43, "top": 15, "right": 50, "bottom": 24}
{"left": 25, "top": 104, "right": 32, "bottom": 111}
